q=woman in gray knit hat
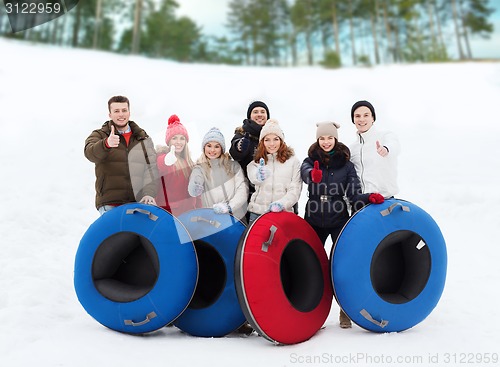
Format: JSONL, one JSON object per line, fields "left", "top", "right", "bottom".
{"left": 188, "top": 127, "right": 249, "bottom": 221}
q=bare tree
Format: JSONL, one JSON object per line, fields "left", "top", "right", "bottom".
{"left": 451, "top": 0, "right": 466, "bottom": 59}
{"left": 132, "top": 0, "right": 143, "bottom": 54}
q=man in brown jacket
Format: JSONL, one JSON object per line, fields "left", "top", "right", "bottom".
{"left": 85, "top": 96, "right": 158, "bottom": 214}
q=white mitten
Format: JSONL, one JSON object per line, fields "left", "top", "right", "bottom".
{"left": 164, "top": 145, "right": 177, "bottom": 166}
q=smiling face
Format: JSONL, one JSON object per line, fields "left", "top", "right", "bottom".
{"left": 169, "top": 134, "right": 186, "bottom": 153}
{"left": 353, "top": 106, "right": 374, "bottom": 133}
{"left": 108, "top": 102, "right": 130, "bottom": 131}
{"left": 250, "top": 107, "right": 268, "bottom": 126}
{"left": 204, "top": 141, "right": 222, "bottom": 159}
{"left": 263, "top": 134, "right": 281, "bottom": 154}
{"left": 318, "top": 135, "right": 336, "bottom": 152}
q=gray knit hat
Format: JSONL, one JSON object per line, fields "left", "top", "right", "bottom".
{"left": 202, "top": 127, "right": 226, "bottom": 152}
{"left": 316, "top": 121, "right": 340, "bottom": 139}
{"left": 259, "top": 119, "right": 284, "bottom": 141}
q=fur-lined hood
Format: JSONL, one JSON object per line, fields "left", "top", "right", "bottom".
{"left": 155, "top": 145, "right": 169, "bottom": 154}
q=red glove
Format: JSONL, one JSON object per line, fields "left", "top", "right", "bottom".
{"left": 311, "top": 161, "right": 322, "bottom": 183}
{"left": 369, "top": 193, "right": 385, "bottom": 204}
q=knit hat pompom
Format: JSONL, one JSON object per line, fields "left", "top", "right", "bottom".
{"left": 165, "top": 114, "right": 189, "bottom": 144}
{"left": 202, "top": 127, "right": 226, "bottom": 152}
{"left": 259, "top": 118, "right": 284, "bottom": 141}
{"left": 247, "top": 101, "right": 270, "bottom": 119}
{"left": 316, "top": 121, "right": 340, "bottom": 140}
{"left": 168, "top": 114, "right": 180, "bottom": 125}
{"left": 351, "top": 100, "right": 376, "bottom": 123}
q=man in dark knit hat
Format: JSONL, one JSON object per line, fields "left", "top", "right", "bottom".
{"left": 349, "top": 100, "right": 400, "bottom": 198}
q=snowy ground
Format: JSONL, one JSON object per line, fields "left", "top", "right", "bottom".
{"left": 1, "top": 38, "right": 500, "bottom": 366}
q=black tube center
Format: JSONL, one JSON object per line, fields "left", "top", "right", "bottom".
{"left": 370, "top": 230, "right": 431, "bottom": 304}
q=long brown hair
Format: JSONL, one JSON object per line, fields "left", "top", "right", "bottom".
{"left": 254, "top": 138, "right": 294, "bottom": 164}
{"left": 308, "top": 139, "right": 350, "bottom": 166}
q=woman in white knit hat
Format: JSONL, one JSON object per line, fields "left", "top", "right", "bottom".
{"left": 246, "top": 119, "right": 302, "bottom": 223}
{"left": 187, "top": 127, "right": 248, "bottom": 221}
{"left": 301, "top": 121, "right": 385, "bottom": 329}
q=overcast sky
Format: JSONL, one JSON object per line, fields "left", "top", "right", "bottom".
{"left": 176, "top": 0, "right": 500, "bottom": 59}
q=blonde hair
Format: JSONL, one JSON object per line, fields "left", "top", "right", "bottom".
{"left": 196, "top": 152, "right": 235, "bottom": 180}
{"left": 168, "top": 143, "right": 195, "bottom": 179}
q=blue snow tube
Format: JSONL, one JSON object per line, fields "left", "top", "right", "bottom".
{"left": 331, "top": 199, "right": 447, "bottom": 332}
{"left": 173, "top": 208, "right": 246, "bottom": 337}
{"left": 74, "top": 203, "right": 198, "bottom": 334}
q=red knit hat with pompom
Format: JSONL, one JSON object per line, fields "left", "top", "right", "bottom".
{"left": 165, "top": 114, "right": 189, "bottom": 144}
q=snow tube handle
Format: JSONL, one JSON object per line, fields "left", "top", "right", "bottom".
{"left": 124, "top": 311, "right": 157, "bottom": 327}
{"left": 261, "top": 225, "right": 278, "bottom": 252}
{"left": 190, "top": 216, "right": 221, "bottom": 228}
{"left": 125, "top": 208, "right": 159, "bottom": 221}
{"left": 380, "top": 202, "right": 410, "bottom": 217}
{"left": 360, "top": 309, "right": 389, "bottom": 329}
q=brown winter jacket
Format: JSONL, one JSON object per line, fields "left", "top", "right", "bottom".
{"left": 84, "top": 120, "right": 158, "bottom": 209}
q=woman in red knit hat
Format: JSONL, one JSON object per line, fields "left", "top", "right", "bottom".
{"left": 155, "top": 114, "right": 199, "bottom": 216}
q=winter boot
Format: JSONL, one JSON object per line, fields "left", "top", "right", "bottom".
{"left": 236, "top": 322, "right": 254, "bottom": 336}
{"left": 339, "top": 309, "right": 352, "bottom": 329}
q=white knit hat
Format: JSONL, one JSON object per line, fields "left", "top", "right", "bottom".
{"left": 259, "top": 119, "right": 284, "bottom": 141}
{"left": 201, "top": 127, "right": 226, "bottom": 152}
{"left": 316, "top": 121, "right": 340, "bottom": 139}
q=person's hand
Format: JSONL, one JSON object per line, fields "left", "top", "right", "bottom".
{"left": 164, "top": 145, "right": 177, "bottom": 166}
{"left": 213, "top": 202, "right": 231, "bottom": 214}
{"left": 311, "top": 160, "right": 322, "bottom": 183}
{"left": 269, "top": 202, "right": 284, "bottom": 212}
{"left": 140, "top": 195, "right": 157, "bottom": 205}
{"left": 192, "top": 183, "right": 204, "bottom": 197}
{"left": 368, "top": 193, "right": 385, "bottom": 204}
{"left": 376, "top": 141, "right": 388, "bottom": 157}
{"left": 236, "top": 132, "right": 251, "bottom": 152}
{"left": 256, "top": 158, "right": 270, "bottom": 182}
{"left": 107, "top": 125, "right": 120, "bottom": 148}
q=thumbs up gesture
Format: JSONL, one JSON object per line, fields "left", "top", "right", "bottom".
{"left": 256, "top": 158, "right": 270, "bottom": 182}
{"left": 311, "top": 160, "right": 322, "bottom": 183}
{"left": 164, "top": 145, "right": 177, "bottom": 166}
{"left": 106, "top": 125, "right": 120, "bottom": 148}
{"left": 376, "top": 141, "right": 388, "bottom": 157}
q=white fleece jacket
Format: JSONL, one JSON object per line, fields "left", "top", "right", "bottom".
{"left": 349, "top": 125, "right": 400, "bottom": 198}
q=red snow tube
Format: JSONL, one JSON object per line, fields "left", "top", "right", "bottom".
{"left": 235, "top": 212, "right": 333, "bottom": 344}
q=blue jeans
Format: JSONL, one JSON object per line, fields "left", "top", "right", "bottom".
{"left": 248, "top": 212, "right": 259, "bottom": 224}
{"left": 98, "top": 205, "right": 116, "bottom": 216}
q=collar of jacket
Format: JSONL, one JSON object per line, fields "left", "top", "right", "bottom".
{"left": 357, "top": 125, "right": 378, "bottom": 143}
{"left": 309, "top": 144, "right": 346, "bottom": 169}
{"left": 103, "top": 120, "right": 148, "bottom": 140}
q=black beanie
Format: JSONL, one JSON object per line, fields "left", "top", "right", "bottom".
{"left": 351, "top": 100, "right": 376, "bottom": 123}
{"left": 247, "top": 101, "right": 270, "bottom": 119}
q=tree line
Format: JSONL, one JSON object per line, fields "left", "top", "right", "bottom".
{"left": 0, "top": 0, "right": 495, "bottom": 67}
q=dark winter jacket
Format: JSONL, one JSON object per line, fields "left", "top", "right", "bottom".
{"left": 229, "top": 119, "right": 263, "bottom": 178}
{"left": 84, "top": 120, "right": 158, "bottom": 209}
{"left": 301, "top": 143, "right": 370, "bottom": 228}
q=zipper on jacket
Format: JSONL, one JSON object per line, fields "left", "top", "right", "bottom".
{"left": 359, "top": 134, "right": 366, "bottom": 191}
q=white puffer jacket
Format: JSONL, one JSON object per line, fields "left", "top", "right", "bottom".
{"left": 188, "top": 158, "right": 249, "bottom": 220}
{"left": 349, "top": 126, "right": 400, "bottom": 198}
{"left": 247, "top": 153, "right": 302, "bottom": 215}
